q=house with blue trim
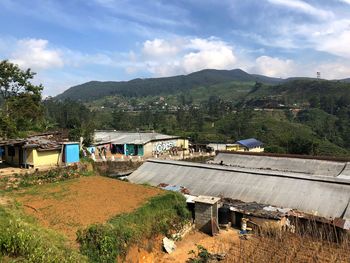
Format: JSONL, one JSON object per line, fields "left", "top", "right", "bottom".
{"left": 0, "top": 134, "right": 80, "bottom": 168}
{"left": 94, "top": 130, "right": 189, "bottom": 158}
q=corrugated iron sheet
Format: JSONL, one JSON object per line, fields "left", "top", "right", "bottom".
{"left": 129, "top": 159, "right": 350, "bottom": 221}
{"left": 213, "top": 153, "right": 346, "bottom": 177}
{"left": 94, "top": 131, "right": 181, "bottom": 145}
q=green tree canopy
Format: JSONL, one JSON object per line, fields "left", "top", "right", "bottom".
{"left": 0, "top": 60, "right": 44, "bottom": 138}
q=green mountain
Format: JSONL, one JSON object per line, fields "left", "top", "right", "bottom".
{"left": 55, "top": 69, "right": 283, "bottom": 101}
{"left": 47, "top": 71, "right": 350, "bottom": 157}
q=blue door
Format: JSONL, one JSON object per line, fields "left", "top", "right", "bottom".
{"left": 65, "top": 144, "right": 80, "bottom": 163}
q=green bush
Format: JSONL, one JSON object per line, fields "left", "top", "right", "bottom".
{"left": 0, "top": 206, "right": 87, "bottom": 262}
{"left": 77, "top": 191, "right": 190, "bottom": 262}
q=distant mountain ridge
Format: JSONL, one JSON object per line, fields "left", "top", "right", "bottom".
{"left": 55, "top": 69, "right": 284, "bottom": 101}
{"left": 55, "top": 68, "right": 350, "bottom": 102}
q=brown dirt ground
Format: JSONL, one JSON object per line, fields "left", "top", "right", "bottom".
{"left": 124, "top": 228, "right": 350, "bottom": 263}
{"left": 158, "top": 228, "right": 240, "bottom": 263}
{"left": 124, "top": 228, "right": 240, "bottom": 263}
{"left": 12, "top": 176, "right": 163, "bottom": 244}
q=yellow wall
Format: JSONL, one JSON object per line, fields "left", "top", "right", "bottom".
{"left": 33, "top": 149, "right": 60, "bottom": 167}
{"left": 143, "top": 142, "right": 153, "bottom": 157}
{"left": 4, "top": 146, "right": 60, "bottom": 167}
{"left": 236, "top": 146, "right": 264, "bottom": 152}
{"left": 26, "top": 149, "right": 34, "bottom": 165}
{"left": 247, "top": 147, "right": 264, "bottom": 152}
{"left": 226, "top": 145, "right": 240, "bottom": 151}
{"left": 176, "top": 138, "right": 189, "bottom": 149}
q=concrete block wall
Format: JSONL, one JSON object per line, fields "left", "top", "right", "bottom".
{"left": 195, "top": 203, "right": 213, "bottom": 234}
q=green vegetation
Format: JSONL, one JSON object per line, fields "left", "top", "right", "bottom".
{"left": 77, "top": 191, "right": 190, "bottom": 262}
{"left": 0, "top": 205, "right": 87, "bottom": 262}
{"left": 187, "top": 245, "right": 212, "bottom": 263}
{"left": 55, "top": 69, "right": 279, "bottom": 102}
{"left": 0, "top": 165, "right": 93, "bottom": 191}
{"left": 0, "top": 60, "right": 44, "bottom": 138}
{"left": 2, "top": 59, "right": 350, "bottom": 156}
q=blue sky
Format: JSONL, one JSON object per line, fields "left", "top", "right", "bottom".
{"left": 1, "top": 0, "right": 350, "bottom": 96}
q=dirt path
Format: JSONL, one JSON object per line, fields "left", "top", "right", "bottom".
{"left": 12, "top": 176, "right": 163, "bottom": 243}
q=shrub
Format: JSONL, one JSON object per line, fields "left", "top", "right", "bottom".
{"left": 1, "top": 165, "right": 92, "bottom": 191}
{"left": 77, "top": 191, "right": 190, "bottom": 262}
{"left": 0, "top": 206, "right": 87, "bottom": 262}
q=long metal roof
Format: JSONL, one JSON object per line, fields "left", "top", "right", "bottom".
{"left": 94, "top": 131, "right": 181, "bottom": 145}
{"left": 128, "top": 159, "right": 350, "bottom": 221}
{"left": 212, "top": 153, "right": 347, "bottom": 177}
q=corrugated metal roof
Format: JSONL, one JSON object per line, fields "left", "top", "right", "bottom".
{"left": 128, "top": 159, "right": 350, "bottom": 221}
{"left": 213, "top": 153, "right": 347, "bottom": 177}
{"left": 94, "top": 131, "right": 181, "bottom": 145}
{"left": 236, "top": 138, "right": 263, "bottom": 148}
{"left": 0, "top": 136, "right": 64, "bottom": 150}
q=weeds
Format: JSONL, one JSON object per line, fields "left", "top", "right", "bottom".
{"left": 187, "top": 245, "right": 211, "bottom": 263}
{"left": 0, "top": 206, "right": 87, "bottom": 262}
{"left": 230, "top": 219, "right": 350, "bottom": 263}
{"left": 0, "top": 164, "right": 93, "bottom": 191}
{"left": 77, "top": 191, "right": 191, "bottom": 262}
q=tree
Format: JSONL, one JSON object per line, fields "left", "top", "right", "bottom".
{"left": 0, "top": 60, "right": 43, "bottom": 100}
{"left": 0, "top": 60, "right": 44, "bottom": 138}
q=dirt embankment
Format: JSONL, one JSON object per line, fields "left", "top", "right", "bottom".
{"left": 92, "top": 160, "right": 143, "bottom": 176}
{"left": 13, "top": 176, "right": 163, "bottom": 243}
{"left": 122, "top": 228, "right": 240, "bottom": 263}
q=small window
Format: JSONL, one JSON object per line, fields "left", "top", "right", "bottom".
{"left": 8, "top": 146, "right": 15, "bottom": 157}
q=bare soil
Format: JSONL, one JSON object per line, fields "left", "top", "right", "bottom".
{"left": 12, "top": 176, "right": 163, "bottom": 244}
{"left": 158, "top": 228, "right": 239, "bottom": 263}
{"left": 123, "top": 228, "right": 240, "bottom": 263}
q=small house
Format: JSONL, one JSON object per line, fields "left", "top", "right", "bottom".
{"left": 0, "top": 135, "right": 80, "bottom": 168}
{"left": 235, "top": 138, "right": 264, "bottom": 152}
{"left": 94, "top": 130, "right": 189, "bottom": 158}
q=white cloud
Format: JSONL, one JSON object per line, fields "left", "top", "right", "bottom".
{"left": 10, "top": 39, "right": 64, "bottom": 70}
{"left": 135, "top": 37, "right": 237, "bottom": 77}
{"left": 340, "top": 0, "right": 350, "bottom": 4}
{"left": 267, "top": 0, "right": 333, "bottom": 19}
{"left": 142, "top": 38, "right": 180, "bottom": 58}
{"left": 182, "top": 38, "right": 236, "bottom": 73}
{"left": 252, "top": 56, "right": 296, "bottom": 78}
{"left": 315, "top": 61, "right": 350, "bottom": 79}
{"left": 312, "top": 20, "right": 350, "bottom": 58}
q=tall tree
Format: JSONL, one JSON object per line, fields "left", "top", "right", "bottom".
{"left": 0, "top": 60, "right": 43, "bottom": 138}
{"left": 0, "top": 60, "right": 42, "bottom": 100}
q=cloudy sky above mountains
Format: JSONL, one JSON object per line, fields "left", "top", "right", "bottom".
{"left": 0, "top": 0, "right": 350, "bottom": 95}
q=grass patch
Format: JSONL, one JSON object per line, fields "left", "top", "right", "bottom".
{"left": 0, "top": 205, "right": 87, "bottom": 262}
{"left": 77, "top": 191, "right": 190, "bottom": 262}
{"left": 0, "top": 164, "right": 93, "bottom": 192}
{"left": 11, "top": 180, "right": 76, "bottom": 200}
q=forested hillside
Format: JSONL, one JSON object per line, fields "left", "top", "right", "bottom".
{"left": 55, "top": 69, "right": 282, "bottom": 101}
{"left": 2, "top": 60, "right": 350, "bottom": 157}
{"left": 46, "top": 74, "right": 350, "bottom": 157}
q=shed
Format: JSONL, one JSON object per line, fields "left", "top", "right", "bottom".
{"left": 193, "top": 195, "right": 221, "bottom": 235}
